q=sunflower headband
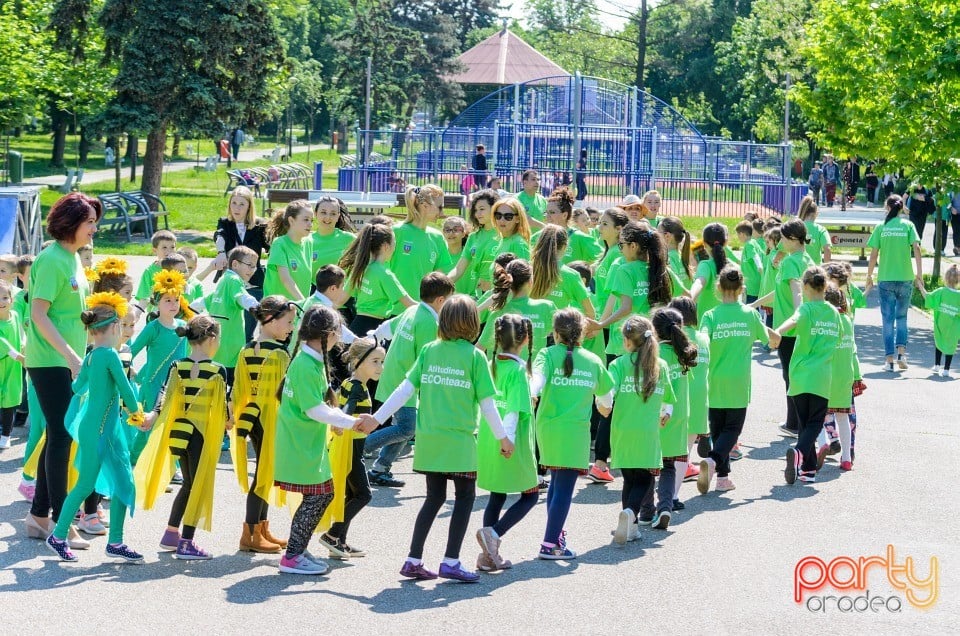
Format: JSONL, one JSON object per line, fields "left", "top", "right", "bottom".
{"left": 86, "top": 291, "right": 129, "bottom": 328}
{"left": 94, "top": 257, "right": 128, "bottom": 277}
{"left": 152, "top": 269, "right": 187, "bottom": 298}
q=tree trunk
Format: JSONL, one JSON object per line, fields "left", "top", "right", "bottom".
{"left": 78, "top": 126, "right": 91, "bottom": 165}
{"left": 172, "top": 132, "right": 181, "bottom": 157}
{"left": 125, "top": 134, "right": 137, "bottom": 160}
{"left": 337, "top": 119, "right": 349, "bottom": 154}
{"left": 50, "top": 106, "right": 69, "bottom": 169}
{"left": 635, "top": 1, "right": 648, "bottom": 90}
{"left": 141, "top": 125, "right": 167, "bottom": 200}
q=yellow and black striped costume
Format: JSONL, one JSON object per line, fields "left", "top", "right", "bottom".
{"left": 134, "top": 359, "right": 228, "bottom": 532}
{"left": 318, "top": 378, "right": 372, "bottom": 531}
{"left": 229, "top": 340, "right": 290, "bottom": 505}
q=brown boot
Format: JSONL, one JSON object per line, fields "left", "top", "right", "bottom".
{"left": 239, "top": 523, "right": 281, "bottom": 553}
{"left": 259, "top": 520, "right": 287, "bottom": 548}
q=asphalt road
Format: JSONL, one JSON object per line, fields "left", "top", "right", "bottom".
{"left": 0, "top": 254, "right": 957, "bottom": 634}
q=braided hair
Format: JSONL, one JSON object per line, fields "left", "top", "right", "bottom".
{"left": 552, "top": 308, "right": 584, "bottom": 377}
{"left": 280, "top": 304, "right": 340, "bottom": 405}
{"left": 490, "top": 313, "right": 534, "bottom": 379}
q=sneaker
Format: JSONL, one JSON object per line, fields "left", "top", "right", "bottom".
{"left": 174, "top": 538, "right": 212, "bottom": 560}
{"left": 672, "top": 499, "right": 685, "bottom": 511}
{"left": 17, "top": 479, "right": 36, "bottom": 502}
{"left": 652, "top": 509, "right": 672, "bottom": 530}
{"left": 105, "top": 543, "right": 144, "bottom": 563}
{"left": 279, "top": 553, "right": 329, "bottom": 575}
{"left": 715, "top": 477, "right": 736, "bottom": 492}
{"left": 828, "top": 440, "right": 841, "bottom": 455}
{"left": 884, "top": 361, "right": 895, "bottom": 372}
{"left": 96, "top": 503, "right": 110, "bottom": 528}
{"left": 816, "top": 445, "right": 831, "bottom": 471}
{"left": 319, "top": 533, "right": 351, "bottom": 559}
{"left": 587, "top": 464, "right": 614, "bottom": 483}
{"left": 46, "top": 535, "right": 77, "bottom": 562}
{"left": 728, "top": 444, "right": 743, "bottom": 461}
{"left": 840, "top": 461, "right": 854, "bottom": 472}
{"left": 400, "top": 561, "right": 438, "bottom": 580}
{"left": 941, "top": 368, "right": 952, "bottom": 378}
{"left": 340, "top": 543, "right": 366, "bottom": 558}
{"left": 933, "top": 364, "right": 942, "bottom": 374}
{"left": 476, "top": 551, "right": 497, "bottom": 572}
{"left": 159, "top": 528, "right": 180, "bottom": 551}
{"left": 170, "top": 470, "right": 183, "bottom": 485}
{"left": 696, "top": 435, "right": 712, "bottom": 458}
{"left": 897, "top": 355, "right": 908, "bottom": 370}
{"left": 614, "top": 509, "right": 633, "bottom": 545}
{"left": 221, "top": 435, "right": 230, "bottom": 452}
{"left": 77, "top": 513, "right": 107, "bottom": 536}
{"left": 778, "top": 423, "right": 799, "bottom": 438}
{"left": 537, "top": 476, "right": 549, "bottom": 490}
{"left": 438, "top": 561, "right": 480, "bottom": 583}
{"left": 683, "top": 463, "right": 700, "bottom": 482}
{"left": 785, "top": 448, "right": 798, "bottom": 485}
{"left": 476, "top": 527, "right": 506, "bottom": 570}
{"left": 637, "top": 515, "right": 653, "bottom": 526}
{"left": 798, "top": 471, "right": 817, "bottom": 483}
{"left": 697, "top": 459, "right": 715, "bottom": 495}
{"left": 538, "top": 544, "right": 577, "bottom": 560}
{"left": 0, "top": 435, "right": 10, "bottom": 449}
{"left": 368, "top": 470, "right": 405, "bottom": 488}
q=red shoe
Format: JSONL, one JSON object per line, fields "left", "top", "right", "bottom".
{"left": 587, "top": 464, "right": 614, "bottom": 483}
{"left": 683, "top": 463, "right": 700, "bottom": 482}
{"left": 840, "top": 461, "right": 853, "bottom": 471}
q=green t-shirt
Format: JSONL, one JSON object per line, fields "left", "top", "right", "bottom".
{"left": 724, "top": 245, "right": 740, "bottom": 266}
{"left": 26, "top": 242, "right": 89, "bottom": 368}
{"left": 774, "top": 250, "right": 815, "bottom": 334}
{"left": 263, "top": 234, "right": 315, "bottom": 299}
{"left": 274, "top": 348, "right": 335, "bottom": 485}
{"left": 759, "top": 247, "right": 778, "bottom": 301}
{"left": 205, "top": 269, "right": 248, "bottom": 368}
{"left": 866, "top": 217, "right": 919, "bottom": 282}
{"left": 668, "top": 249, "right": 692, "bottom": 290}
{"left": 135, "top": 261, "right": 162, "bottom": 303}
{"left": 594, "top": 249, "right": 621, "bottom": 313}
{"left": 608, "top": 355, "right": 675, "bottom": 470}
{"left": 376, "top": 302, "right": 438, "bottom": 407}
{"left": 0, "top": 313, "right": 24, "bottom": 408}
{"left": 544, "top": 265, "right": 589, "bottom": 312}
{"left": 848, "top": 284, "right": 866, "bottom": 319}
{"left": 477, "top": 355, "right": 537, "bottom": 493}
{"left": 407, "top": 339, "right": 497, "bottom": 473}
{"left": 684, "top": 326, "right": 710, "bottom": 435}
{"left": 700, "top": 302, "right": 768, "bottom": 408}
{"left": 741, "top": 238, "right": 764, "bottom": 296}
{"left": 389, "top": 222, "right": 453, "bottom": 313}
{"left": 184, "top": 276, "right": 205, "bottom": 304}
{"left": 311, "top": 228, "right": 355, "bottom": 275}
{"left": 534, "top": 345, "right": 613, "bottom": 469}
{"left": 604, "top": 259, "right": 651, "bottom": 355}
{"left": 355, "top": 260, "right": 407, "bottom": 319}
{"left": 479, "top": 296, "right": 556, "bottom": 357}
{"left": 804, "top": 221, "right": 831, "bottom": 265}
{"left": 787, "top": 300, "right": 841, "bottom": 398}
{"left": 564, "top": 229, "right": 603, "bottom": 265}
{"left": 458, "top": 227, "right": 500, "bottom": 295}
{"left": 694, "top": 259, "right": 722, "bottom": 320}
{"left": 516, "top": 191, "right": 546, "bottom": 222}
{"left": 926, "top": 287, "right": 960, "bottom": 354}
{"left": 658, "top": 343, "right": 690, "bottom": 457}
{"left": 829, "top": 312, "right": 857, "bottom": 409}
{"left": 493, "top": 233, "right": 531, "bottom": 264}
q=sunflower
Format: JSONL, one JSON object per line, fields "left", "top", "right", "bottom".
{"left": 178, "top": 296, "right": 196, "bottom": 321}
{"left": 152, "top": 269, "right": 187, "bottom": 297}
{"left": 95, "top": 257, "right": 128, "bottom": 277}
{"left": 126, "top": 407, "right": 146, "bottom": 427}
{"left": 690, "top": 238, "right": 705, "bottom": 251}
{"left": 84, "top": 267, "right": 100, "bottom": 284}
{"left": 86, "top": 291, "right": 129, "bottom": 318}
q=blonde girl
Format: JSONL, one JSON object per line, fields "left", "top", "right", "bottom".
{"left": 530, "top": 224, "right": 595, "bottom": 319}
{"left": 492, "top": 198, "right": 532, "bottom": 261}
{"left": 389, "top": 184, "right": 453, "bottom": 311}
{"left": 264, "top": 200, "right": 316, "bottom": 300}
{"left": 799, "top": 196, "right": 832, "bottom": 264}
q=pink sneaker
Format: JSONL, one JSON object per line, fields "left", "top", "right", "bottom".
{"left": 683, "top": 463, "right": 700, "bottom": 482}
{"left": 17, "top": 480, "right": 35, "bottom": 502}
{"left": 715, "top": 477, "right": 736, "bottom": 491}
{"left": 587, "top": 464, "right": 614, "bottom": 483}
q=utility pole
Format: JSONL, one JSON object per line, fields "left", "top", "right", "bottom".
{"left": 783, "top": 72, "right": 791, "bottom": 215}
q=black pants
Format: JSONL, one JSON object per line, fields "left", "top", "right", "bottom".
{"left": 409, "top": 473, "right": 475, "bottom": 560}
{"left": 0, "top": 406, "right": 15, "bottom": 436}
{"left": 909, "top": 209, "right": 927, "bottom": 240}
{"left": 592, "top": 352, "right": 617, "bottom": 462}
{"left": 640, "top": 460, "right": 675, "bottom": 517}
{"left": 708, "top": 407, "right": 747, "bottom": 477}
{"left": 951, "top": 213, "right": 960, "bottom": 250}
{"left": 288, "top": 493, "right": 334, "bottom": 557}
{"left": 349, "top": 314, "right": 385, "bottom": 338}
{"left": 245, "top": 421, "right": 269, "bottom": 525}
{"left": 327, "top": 438, "right": 372, "bottom": 541}
{"left": 935, "top": 349, "right": 953, "bottom": 370}
{"left": 791, "top": 393, "right": 828, "bottom": 473}
{"left": 777, "top": 336, "right": 799, "bottom": 431}
{"left": 866, "top": 186, "right": 878, "bottom": 204}
{"left": 28, "top": 367, "right": 73, "bottom": 522}
{"left": 243, "top": 287, "right": 263, "bottom": 343}
{"left": 620, "top": 468, "right": 654, "bottom": 518}
{"left": 169, "top": 428, "right": 203, "bottom": 540}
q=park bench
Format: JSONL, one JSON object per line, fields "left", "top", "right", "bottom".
{"left": 394, "top": 192, "right": 467, "bottom": 212}
{"left": 48, "top": 168, "right": 84, "bottom": 194}
{"left": 262, "top": 147, "right": 282, "bottom": 163}
{"left": 119, "top": 191, "right": 170, "bottom": 233}
{"left": 225, "top": 169, "right": 262, "bottom": 197}
{"left": 98, "top": 192, "right": 153, "bottom": 241}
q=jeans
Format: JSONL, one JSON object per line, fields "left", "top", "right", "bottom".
{"left": 878, "top": 281, "right": 913, "bottom": 356}
{"left": 364, "top": 406, "right": 416, "bottom": 473}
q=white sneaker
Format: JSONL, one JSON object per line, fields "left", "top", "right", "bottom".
{"left": 933, "top": 365, "right": 942, "bottom": 374}
{"left": 614, "top": 509, "right": 633, "bottom": 545}
{"left": 941, "top": 368, "right": 951, "bottom": 378}
{"left": 0, "top": 436, "right": 10, "bottom": 449}
{"left": 279, "top": 553, "right": 329, "bottom": 575}
{"left": 77, "top": 513, "right": 107, "bottom": 536}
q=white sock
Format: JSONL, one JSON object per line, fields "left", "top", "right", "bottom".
{"left": 442, "top": 557, "right": 459, "bottom": 567}
{"left": 405, "top": 557, "right": 422, "bottom": 566}
{"left": 485, "top": 527, "right": 499, "bottom": 539}
{"left": 673, "top": 461, "right": 687, "bottom": 497}
{"left": 836, "top": 413, "right": 852, "bottom": 462}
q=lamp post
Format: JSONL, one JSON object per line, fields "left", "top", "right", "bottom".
{"left": 287, "top": 76, "right": 297, "bottom": 161}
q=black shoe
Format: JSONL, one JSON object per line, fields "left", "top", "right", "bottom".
{"left": 13, "top": 412, "right": 27, "bottom": 427}
{"left": 368, "top": 470, "right": 405, "bottom": 488}
{"left": 696, "top": 435, "right": 711, "bottom": 458}
{"left": 537, "top": 477, "right": 550, "bottom": 490}
{"left": 828, "top": 440, "right": 841, "bottom": 455}
{"left": 672, "top": 499, "right": 684, "bottom": 511}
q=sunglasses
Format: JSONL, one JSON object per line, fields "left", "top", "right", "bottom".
{"left": 493, "top": 212, "right": 517, "bottom": 221}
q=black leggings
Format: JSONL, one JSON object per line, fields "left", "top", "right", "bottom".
{"left": 28, "top": 366, "right": 73, "bottom": 522}
{"left": 409, "top": 473, "right": 475, "bottom": 560}
{"left": 245, "top": 422, "right": 269, "bottom": 525}
{"left": 591, "top": 352, "right": 618, "bottom": 462}
{"left": 327, "top": 438, "right": 373, "bottom": 541}
{"left": 168, "top": 428, "right": 203, "bottom": 540}
{"left": 708, "top": 407, "right": 748, "bottom": 477}
{"left": 777, "top": 336, "right": 799, "bottom": 430}
{"left": 935, "top": 349, "right": 954, "bottom": 370}
{"left": 287, "top": 492, "right": 334, "bottom": 557}
{"left": 0, "top": 405, "right": 15, "bottom": 436}
{"left": 483, "top": 491, "right": 538, "bottom": 537}
{"left": 620, "top": 468, "right": 654, "bottom": 519}
{"left": 791, "top": 393, "right": 829, "bottom": 473}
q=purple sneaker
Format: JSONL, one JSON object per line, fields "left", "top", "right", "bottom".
{"left": 46, "top": 535, "right": 77, "bottom": 562}
{"left": 159, "top": 528, "right": 180, "bottom": 551}
{"left": 399, "top": 561, "right": 438, "bottom": 580}
{"left": 174, "top": 538, "right": 212, "bottom": 560}
{"left": 438, "top": 561, "right": 480, "bottom": 583}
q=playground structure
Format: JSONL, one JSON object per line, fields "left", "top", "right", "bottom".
{"left": 341, "top": 74, "right": 807, "bottom": 217}
{"left": 0, "top": 186, "right": 43, "bottom": 255}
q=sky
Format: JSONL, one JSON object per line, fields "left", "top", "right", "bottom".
{"left": 507, "top": 0, "right": 633, "bottom": 31}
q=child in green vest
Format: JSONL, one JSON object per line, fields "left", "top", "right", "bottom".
{"left": 919, "top": 264, "right": 960, "bottom": 378}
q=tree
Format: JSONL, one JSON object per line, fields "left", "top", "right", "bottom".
{"left": 437, "top": 0, "right": 501, "bottom": 48}
{"left": 0, "top": 0, "right": 45, "bottom": 132}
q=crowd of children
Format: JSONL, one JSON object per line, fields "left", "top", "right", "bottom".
{"left": 7, "top": 186, "right": 956, "bottom": 582}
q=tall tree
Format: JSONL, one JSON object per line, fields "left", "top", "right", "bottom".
{"left": 0, "top": 0, "right": 45, "bottom": 132}
{"left": 437, "top": 0, "right": 501, "bottom": 48}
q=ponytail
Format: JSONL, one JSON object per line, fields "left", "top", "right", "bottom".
{"left": 702, "top": 222, "right": 728, "bottom": 274}
{"left": 884, "top": 194, "right": 904, "bottom": 224}
{"left": 652, "top": 308, "right": 698, "bottom": 375}
{"left": 659, "top": 216, "right": 692, "bottom": 280}
{"left": 531, "top": 225, "right": 566, "bottom": 299}
{"left": 622, "top": 316, "right": 659, "bottom": 400}
{"left": 267, "top": 200, "right": 311, "bottom": 241}
{"left": 552, "top": 308, "right": 583, "bottom": 378}
{"left": 344, "top": 223, "right": 394, "bottom": 291}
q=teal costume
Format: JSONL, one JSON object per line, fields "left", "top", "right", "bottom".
{"left": 128, "top": 318, "right": 186, "bottom": 462}
{"left": 52, "top": 347, "right": 140, "bottom": 544}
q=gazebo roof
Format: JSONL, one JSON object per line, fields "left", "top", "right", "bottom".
{"left": 449, "top": 28, "right": 570, "bottom": 85}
